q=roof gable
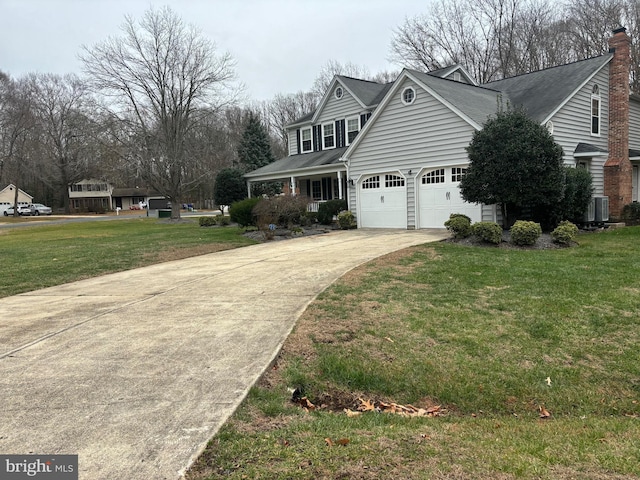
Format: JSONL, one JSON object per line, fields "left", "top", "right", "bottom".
{"left": 428, "top": 64, "right": 479, "bottom": 86}
{"left": 308, "top": 76, "right": 389, "bottom": 125}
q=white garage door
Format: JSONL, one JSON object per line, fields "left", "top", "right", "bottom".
{"left": 418, "top": 167, "right": 481, "bottom": 228}
{"left": 359, "top": 174, "right": 407, "bottom": 228}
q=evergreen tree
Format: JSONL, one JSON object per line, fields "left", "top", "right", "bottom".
{"left": 460, "top": 108, "right": 565, "bottom": 229}
{"left": 237, "top": 113, "right": 275, "bottom": 172}
{"left": 214, "top": 168, "right": 246, "bottom": 211}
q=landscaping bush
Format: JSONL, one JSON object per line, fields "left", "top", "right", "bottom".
{"left": 217, "top": 215, "right": 231, "bottom": 226}
{"left": 551, "top": 220, "right": 579, "bottom": 245}
{"left": 337, "top": 210, "right": 356, "bottom": 229}
{"left": 621, "top": 202, "right": 640, "bottom": 226}
{"left": 471, "top": 221, "right": 503, "bottom": 244}
{"left": 251, "top": 195, "right": 310, "bottom": 229}
{"left": 444, "top": 214, "right": 472, "bottom": 238}
{"left": 229, "top": 197, "right": 260, "bottom": 227}
{"left": 198, "top": 216, "right": 217, "bottom": 227}
{"left": 510, "top": 220, "right": 542, "bottom": 246}
{"left": 317, "top": 199, "right": 347, "bottom": 225}
{"left": 448, "top": 213, "right": 472, "bottom": 223}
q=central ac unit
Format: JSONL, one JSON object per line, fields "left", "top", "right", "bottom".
{"left": 584, "top": 197, "right": 596, "bottom": 222}
{"left": 594, "top": 196, "right": 609, "bottom": 222}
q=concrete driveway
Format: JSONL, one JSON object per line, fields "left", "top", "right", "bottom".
{"left": 0, "top": 229, "right": 447, "bottom": 479}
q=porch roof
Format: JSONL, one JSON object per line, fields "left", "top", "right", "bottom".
{"left": 245, "top": 146, "right": 348, "bottom": 181}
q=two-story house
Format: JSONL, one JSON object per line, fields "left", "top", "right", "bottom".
{"left": 246, "top": 27, "right": 639, "bottom": 228}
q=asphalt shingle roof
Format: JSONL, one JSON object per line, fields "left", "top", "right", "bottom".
{"left": 245, "top": 147, "right": 348, "bottom": 178}
{"left": 408, "top": 69, "right": 502, "bottom": 126}
{"left": 485, "top": 55, "right": 612, "bottom": 122}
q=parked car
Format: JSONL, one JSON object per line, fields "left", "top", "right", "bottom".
{"left": 4, "top": 205, "right": 32, "bottom": 216}
{"left": 27, "top": 203, "right": 52, "bottom": 215}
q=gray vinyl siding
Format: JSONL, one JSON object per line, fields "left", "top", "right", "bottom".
{"left": 630, "top": 99, "right": 640, "bottom": 151}
{"left": 288, "top": 130, "right": 298, "bottom": 156}
{"left": 316, "top": 90, "right": 362, "bottom": 125}
{"left": 548, "top": 68, "right": 609, "bottom": 194}
{"left": 348, "top": 78, "right": 476, "bottom": 229}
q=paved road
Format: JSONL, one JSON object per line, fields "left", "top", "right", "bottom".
{"left": 0, "top": 229, "right": 447, "bottom": 479}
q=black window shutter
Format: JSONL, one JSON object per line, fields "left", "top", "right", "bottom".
{"left": 316, "top": 125, "right": 323, "bottom": 151}
{"left": 360, "top": 114, "right": 367, "bottom": 127}
{"left": 367, "top": 112, "right": 372, "bottom": 121}
{"left": 336, "top": 120, "right": 345, "bottom": 148}
{"left": 296, "top": 129, "right": 301, "bottom": 155}
{"left": 322, "top": 177, "right": 328, "bottom": 200}
{"left": 313, "top": 126, "right": 319, "bottom": 151}
{"left": 306, "top": 179, "right": 311, "bottom": 196}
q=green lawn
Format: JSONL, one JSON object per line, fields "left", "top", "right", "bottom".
{"left": 187, "top": 227, "right": 640, "bottom": 480}
{"left": 0, "top": 218, "right": 256, "bottom": 298}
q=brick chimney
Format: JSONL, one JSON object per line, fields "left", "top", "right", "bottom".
{"left": 604, "top": 26, "right": 632, "bottom": 220}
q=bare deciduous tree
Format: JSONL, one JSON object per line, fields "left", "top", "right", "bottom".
{"left": 311, "top": 60, "right": 372, "bottom": 98}
{"left": 29, "top": 73, "right": 96, "bottom": 212}
{"left": 81, "top": 6, "right": 238, "bottom": 218}
{"left": 0, "top": 74, "right": 37, "bottom": 215}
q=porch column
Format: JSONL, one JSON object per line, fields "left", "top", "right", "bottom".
{"left": 246, "top": 181, "right": 251, "bottom": 198}
{"left": 337, "top": 171, "right": 343, "bottom": 199}
{"left": 290, "top": 176, "right": 297, "bottom": 196}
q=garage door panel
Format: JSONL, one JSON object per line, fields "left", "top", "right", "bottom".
{"left": 359, "top": 175, "right": 407, "bottom": 229}
{"left": 418, "top": 168, "right": 481, "bottom": 228}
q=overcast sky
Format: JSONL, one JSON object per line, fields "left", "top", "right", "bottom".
{"left": 1, "top": 0, "right": 428, "bottom": 103}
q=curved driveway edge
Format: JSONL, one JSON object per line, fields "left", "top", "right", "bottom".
{"left": 0, "top": 229, "right": 447, "bottom": 479}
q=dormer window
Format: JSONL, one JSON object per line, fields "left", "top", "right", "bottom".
{"left": 322, "top": 123, "right": 335, "bottom": 149}
{"left": 301, "top": 127, "right": 312, "bottom": 153}
{"left": 402, "top": 87, "right": 416, "bottom": 105}
{"left": 591, "top": 84, "right": 601, "bottom": 136}
{"left": 335, "top": 86, "right": 343, "bottom": 99}
{"left": 453, "top": 72, "right": 461, "bottom": 82}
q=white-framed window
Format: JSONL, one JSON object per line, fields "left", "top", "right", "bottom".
{"left": 301, "top": 127, "right": 312, "bottom": 153}
{"left": 422, "top": 169, "right": 445, "bottom": 184}
{"left": 335, "top": 86, "right": 343, "bottom": 99}
{"left": 362, "top": 176, "right": 380, "bottom": 189}
{"left": 402, "top": 87, "right": 416, "bottom": 105}
{"left": 385, "top": 174, "right": 405, "bottom": 188}
{"left": 322, "top": 123, "right": 335, "bottom": 149}
{"left": 453, "top": 72, "right": 461, "bottom": 82}
{"left": 451, "top": 167, "right": 467, "bottom": 182}
{"left": 346, "top": 116, "right": 360, "bottom": 145}
{"left": 591, "top": 84, "right": 601, "bottom": 136}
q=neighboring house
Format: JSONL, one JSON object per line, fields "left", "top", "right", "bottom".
{"left": 0, "top": 184, "right": 33, "bottom": 214}
{"left": 69, "top": 180, "right": 169, "bottom": 212}
{"left": 111, "top": 187, "right": 165, "bottom": 210}
{"left": 68, "top": 179, "right": 113, "bottom": 212}
{"left": 246, "top": 28, "right": 638, "bottom": 228}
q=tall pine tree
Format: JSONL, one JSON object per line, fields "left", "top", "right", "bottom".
{"left": 237, "top": 113, "right": 275, "bottom": 172}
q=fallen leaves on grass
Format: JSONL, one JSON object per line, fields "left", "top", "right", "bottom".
{"left": 325, "top": 437, "right": 350, "bottom": 447}
{"left": 539, "top": 406, "right": 552, "bottom": 419}
{"left": 344, "top": 398, "right": 442, "bottom": 418}
{"left": 294, "top": 397, "right": 316, "bottom": 411}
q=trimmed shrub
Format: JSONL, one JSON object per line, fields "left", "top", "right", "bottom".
{"left": 471, "top": 221, "right": 503, "bottom": 244}
{"left": 337, "top": 210, "right": 357, "bottom": 229}
{"left": 199, "top": 216, "right": 217, "bottom": 227}
{"left": 551, "top": 220, "right": 579, "bottom": 245}
{"left": 317, "top": 199, "right": 347, "bottom": 225}
{"left": 217, "top": 215, "right": 231, "bottom": 226}
{"left": 510, "top": 220, "right": 542, "bottom": 246}
{"left": 229, "top": 197, "right": 260, "bottom": 227}
{"left": 444, "top": 215, "right": 472, "bottom": 238}
{"left": 621, "top": 202, "right": 640, "bottom": 226}
{"left": 448, "top": 213, "right": 472, "bottom": 224}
